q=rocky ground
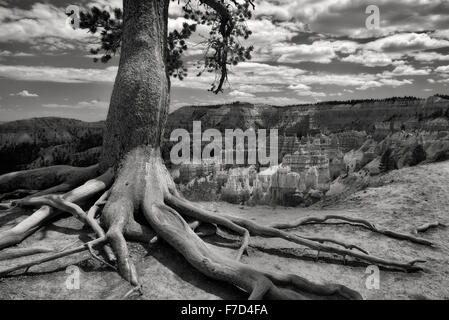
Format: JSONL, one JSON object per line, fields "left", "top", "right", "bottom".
{"left": 0, "top": 160, "right": 448, "bottom": 300}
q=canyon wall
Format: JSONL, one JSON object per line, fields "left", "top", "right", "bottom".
{"left": 1, "top": 95, "right": 448, "bottom": 175}
{"left": 0, "top": 118, "right": 104, "bottom": 174}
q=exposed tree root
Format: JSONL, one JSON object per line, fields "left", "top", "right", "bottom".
{"left": 167, "top": 196, "right": 423, "bottom": 272}
{"left": 144, "top": 202, "right": 361, "bottom": 299}
{"left": 0, "top": 169, "right": 114, "bottom": 251}
{"left": 166, "top": 195, "right": 250, "bottom": 260}
{"left": 169, "top": 196, "right": 369, "bottom": 254}
{"left": 0, "top": 246, "right": 54, "bottom": 261}
{"left": 0, "top": 237, "right": 107, "bottom": 277}
{"left": 0, "top": 189, "right": 38, "bottom": 202}
{"left": 0, "top": 147, "right": 431, "bottom": 300}
{"left": 88, "top": 190, "right": 110, "bottom": 219}
{"left": 0, "top": 203, "right": 13, "bottom": 210}
{"left": 0, "top": 164, "right": 101, "bottom": 194}
{"left": 414, "top": 221, "right": 447, "bottom": 234}
{"left": 14, "top": 193, "right": 115, "bottom": 261}
{"left": 149, "top": 220, "right": 203, "bottom": 244}
{"left": 270, "top": 215, "right": 434, "bottom": 246}
{"left": 123, "top": 218, "right": 156, "bottom": 243}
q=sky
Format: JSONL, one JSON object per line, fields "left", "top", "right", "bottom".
{"left": 0, "top": 0, "right": 449, "bottom": 122}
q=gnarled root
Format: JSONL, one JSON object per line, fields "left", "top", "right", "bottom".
{"left": 0, "top": 246, "right": 54, "bottom": 261}
{"left": 166, "top": 195, "right": 250, "bottom": 260}
{"left": 0, "top": 189, "right": 38, "bottom": 202}
{"left": 0, "top": 237, "right": 107, "bottom": 277}
{"left": 0, "top": 164, "right": 101, "bottom": 195}
{"left": 168, "top": 196, "right": 423, "bottom": 272}
{"left": 100, "top": 149, "right": 151, "bottom": 287}
{"left": 0, "top": 169, "right": 114, "bottom": 251}
{"left": 0, "top": 147, "right": 429, "bottom": 300}
{"left": 414, "top": 221, "right": 446, "bottom": 234}
{"left": 143, "top": 202, "right": 361, "bottom": 300}
{"left": 271, "top": 215, "right": 434, "bottom": 246}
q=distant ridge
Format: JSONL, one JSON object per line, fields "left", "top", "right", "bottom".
{"left": 169, "top": 95, "right": 448, "bottom": 112}
{"left": 1, "top": 94, "right": 449, "bottom": 173}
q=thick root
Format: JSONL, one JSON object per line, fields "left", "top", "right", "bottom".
{"left": 87, "top": 190, "right": 110, "bottom": 219}
{"left": 414, "top": 221, "right": 446, "bottom": 234}
{"left": 0, "top": 164, "right": 101, "bottom": 194}
{"left": 228, "top": 215, "right": 424, "bottom": 272}
{"left": 166, "top": 194, "right": 249, "bottom": 260}
{"left": 0, "top": 246, "right": 54, "bottom": 261}
{"left": 271, "top": 215, "right": 434, "bottom": 246}
{"left": 100, "top": 149, "right": 151, "bottom": 287}
{"left": 0, "top": 237, "right": 107, "bottom": 277}
{"left": 14, "top": 194, "right": 115, "bottom": 261}
{"left": 169, "top": 197, "right": 424, "bottom": 272}
{"left": 0, "top": 205, "right": 54, "bottom": 250}
{"left": 124, "top": 219, "right": 156, "bottom": 243}
{"left": 102, "top": 197, "right": 139, "bottom": 286}
{"left": 0, "top": 169, "right": 114, "bottom": 251}
{"left": 0, "top": 189, "right": 38, "bottom": 202}
{"left": 168, "top": 195, "right": 367, "bottom": 254}
{"left": 143, "top": 201, "right": 361, "bottom": 300}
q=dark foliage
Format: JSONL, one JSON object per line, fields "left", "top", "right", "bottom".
{"left": 411, "top": 144, "right": 426, "bottom": 166}
{"left": 76, "top": 0, "right": 255, "bottom": 93}
{"left": 380, "top": 148, "right": 397, "bottom": 172}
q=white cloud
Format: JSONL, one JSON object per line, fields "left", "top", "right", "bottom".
{"left": 89, "top": 0, "right": 122, "bottom": 9}
{"left": 0, "top": 0, "right": 445, "bottom": 109}
{"left": 246, "top": 19, "right": 300, "bottom": 45}
{"left": 0, "top": 65, "right": 118, "bottom": 83}
{"left": 42, "top": 99, "right": 109, "bottom": 109}
{"left": 229, "top": 90, "right": 255, "bottom": 98}
{"left": 342, "top": 50, "right": 399, "bottom": 67}
{"left": 250, "top": 0, "right": 449, "bottom": 39}
{"left": 172, "top": 58, "right": 415, "bottom": 95}
{"left": 435, "top": 65, "right": 449, "bottom": 73}
{"left": 233, "top": 84, "right": 283, "bottom": 93}
{"left": 258, "top": 39, "right": 360, "bottom": 64}
{"left": 288, "top": 84, "right": 311, "bottom": 91}
{"left": 0, "top": 50, "right": 34, "bottom": 57}
{"left": 432, "top": 29, "right": 449, "bottom": 40}
{"left": 365, "top": 33, "right": 449, "bottom": 52}
{"left": 0, "top": 3, "right": 93, "bottom": 47}
{"left": 272, "top": 40, "right": 359, "bottom": 64}
{"left": 388, "top": 63, "right": 431, "bottom": 76}
{"left": 409, "top": 51, "right": 449, "bottom": 62}
{"left": 10, "top": 90, "right": 39, "bottom": 97}
{"left": 275, "top": 43, "right": 336, "bottom": 64}
{"left": 287, "top": 83, "right": 324, "bottom": 97}
{"left": 172, "top": 61, "right": 307, "bottom": 91}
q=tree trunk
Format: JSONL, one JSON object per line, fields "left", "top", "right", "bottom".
{"left": 101, "top": 0, "right": 170, "bottom": 169}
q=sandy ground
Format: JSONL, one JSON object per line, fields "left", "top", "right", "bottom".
{"left": 0, "top": 161, "right": 448, "bottom": 300}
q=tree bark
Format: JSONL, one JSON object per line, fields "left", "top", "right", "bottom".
{"left": 101, "top": 0, "right": 170, "bottom": 169}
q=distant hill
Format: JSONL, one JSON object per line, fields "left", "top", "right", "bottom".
{"left": 165, "top": 95, "right": 449, "bottom": 137}
{"left": 0, "top": 117, "right": 104, "bottom": 174}
{"left": 1, "top": 95, "right": 449, "bottom": 174}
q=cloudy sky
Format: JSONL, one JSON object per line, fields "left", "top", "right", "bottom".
{"left": 0, "top": 0, "right": 449, "bottom": 122}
